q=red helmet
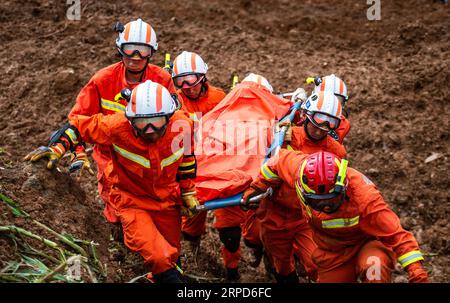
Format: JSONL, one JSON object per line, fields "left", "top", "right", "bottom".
{"left": 295, "top": 151, "right": 348, "bottom": 214}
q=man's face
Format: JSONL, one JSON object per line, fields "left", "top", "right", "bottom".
{"left": 140, "top": 132, "right": 162, "bottom": 143}
{"left": 306, "top": 120, "right": 328, "bottom": 141}
{"left": 122, "top": 55, "right": 147, "bottom": 73}
{"left": 131, "top": 116, "right": 168, "bottom": 143}
{"left": 307, "top": 198, "right": 342, "bottom": 214}
{"left": 181, "top": 82, "right": 203, "bottom": 100}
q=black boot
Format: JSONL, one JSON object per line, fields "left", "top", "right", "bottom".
{"left": 263, "top": 252, "right": 276, "bottom": 280}
{"left": 110, "top": 223, "right": 124, "bottom": 243}
{"left": 153, "top": 268, "right": 184, "bottom": 283}
{"left": 226, "top": 267, "right": 240, "bottom": 282}
{"left": 274, "top": 271, "right": 299, "bottom": 284}
{"left": 244, "top": 239, "right": 263, "bottom": 268}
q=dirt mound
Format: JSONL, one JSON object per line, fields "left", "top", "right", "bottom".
{"left": 0, "top": 160, "right": 148, "bottom": 282}
{"left": 1, "top": 0, "right": 449, "bottom": 282}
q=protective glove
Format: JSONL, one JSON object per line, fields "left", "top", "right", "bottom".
{"left": 407, "top": 262, "right": 429, "bottom": 283}
{"left": 23, "top": 143, "right": 66, "bottom": 170}
{"left": 69, "top": 148, "right": 95, "bottom": 179}
{"left": 291, "top": 87, "right": 308, "bottom": 104}
{"left": 180, "top": 191, "right": 200, "bottom": 218}
{"left": 240, "top": 184, "right": 266, "bottom": 211}
{"left": 275, "top": 121, "right": 293, "bottom": 142}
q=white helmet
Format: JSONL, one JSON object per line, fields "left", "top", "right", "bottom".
{"left": 172, "top": 51, "right": 208, "bottom": 77}
{"left": 126, "top": 80, "right": 177, "bottom": 118}
{"left": 116, "top": 18, "right": 158, "bottom": 52}
{"left": 242, "top": 73, "right": 273, "bottom": 93}
{"left": 301, "top": 91, "right": 342, "bottom": 131}
{"left": 125, "top": 81, "right": 177, "bottom": 137}
{"left": 313, "top": 74, "right": 348, "bottom": 104}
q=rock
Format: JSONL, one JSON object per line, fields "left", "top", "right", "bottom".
{"left": 361, "top": 153, "right": 375, "bottom": 163}
{"left": 424, "top": 152, "right": 442, "bottom": 163}
{"left": 53, "top": 68, "right": 79, "bottom": 95}
{"left": 21, "top": 175, "right": 44, "bottom": 191}
{"left": 393, "top": 275, "right": 408, "bottom": 283}
{"left": 367, "top": 168, "right": 379, "bottom": 176}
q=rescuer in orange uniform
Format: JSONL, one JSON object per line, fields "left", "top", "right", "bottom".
{"left": 242, "top": 148, "right": 429, "bottom": 283}
{"left": 310, "top": 74, "right": 351, "bottom": 143}
{"left": 171, "top": 51, "right": 246, "bottom": 280}
{"left": 239, "top": 78, "right": 308, "bottom": 273}
{"left": 54, "top": 81, "right": 197, "bottom": 282}
{"left": 244, "top": 91, "right": 347, "bottom": 283}
{"left": 172, "top": 51, "right": 225, "bottom": 121}
{"left": 24, "top": 18, "right": 176, "bottom": 224}
{"left": 171, "top": 51, "right": 226, "bottom": 251}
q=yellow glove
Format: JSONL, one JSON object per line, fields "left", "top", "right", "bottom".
{"left": 180, "top": 191, "right": 200, "bottom": 218}
{"left": 23, "top": 143, "right": 66, "bottom": 170}
{"left": 69, "top": 151, "right": 95, "bottom": 180}
{"left": 275, "top": 121, "right": 293, "bottom": 142}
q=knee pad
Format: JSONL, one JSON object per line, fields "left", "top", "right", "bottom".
{"left": 244, "top": 238, "right": 263, "bottom": 250}
{"left": 218, "top": 226, "right": 241, "bottom": 253}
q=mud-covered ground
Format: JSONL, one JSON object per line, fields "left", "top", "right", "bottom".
{"left": 0, "top": 0, "right": 449, "bottom": 282}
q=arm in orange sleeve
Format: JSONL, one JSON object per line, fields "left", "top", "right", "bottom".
{"left": 68, "top": 113, "right": 122, "bottom": 146}
{"left": 327, "top": 138, "right": 347, "bottom": 158}
{"left": 335, "top": 116, "right": 351, "bottom": 143}
{"left": 166, "top": 78, "right": 177, "bottom": 95}
{"left": 176, "top": 118, "right": 196, "bottom": 192}
{"left": 157, "top": 68, "right": 177, "bottom": 95}
{"left": 241, "top": 149, "right": 307, "bottom": 209}
{"left": 68, "top": 78, "right": 101, "bottom": 120}
{"left": 175, "top": 119, "right": 200, "bottom": 216}
{"left": 253, "top": 149, "right": 308, "bottom": 190}
{"left": 356, "top": 172, "right": 425, "bottom": 271}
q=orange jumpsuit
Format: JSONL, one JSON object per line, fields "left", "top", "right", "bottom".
{"left": 257, "top": 127, "right": 347, "bottom": 280}
{"left": 178, "top": 84, "right": 245, "bottom": 270}
{"left": 255, "top": 149, "right": 425, "bottom": 283}
{"left": 68, "top": 62, "right": 176, "bottom": 223}
{"left": 335, "top": 116, "right": 351, "bottom": 143}
{"left": 178, "top": 83, "right": 225, "bottom": 121}
{"left": 69, "top": 111, "right": 195, "bottom": 275}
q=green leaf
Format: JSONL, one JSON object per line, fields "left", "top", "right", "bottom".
{"left": 0, "top": 192, "right": 27, "bottom": 217}
{"left": 1, "top": 261, "right": 21, "bottom": 274}
{"left": 21, "top": 255, "right": 49, "bottom": 274}
{"left": 62, "top": 233, "right": 75, "bottom": 243}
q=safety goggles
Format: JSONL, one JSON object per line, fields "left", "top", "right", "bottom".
{"left": 130, "top": 116, "right": 169, "bottom": 134}
{"left": 306, "top": 111, "right": 341, "bottom": 132}
{"left": 120, "top": 43, "right": 154, "bottom": 59}
{"left": 172, "top": 73, "right": 204, "bottom": 89}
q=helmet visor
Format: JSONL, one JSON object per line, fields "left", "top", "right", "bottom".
{"left": 173, "top": 73, "right": 204, "bottom": 89}
{"left": 121, "top": 43, "right": 153, "bottom": 58}
{"left": 132, "top": 116, "right": 168, "bottom": 134}
{"left": 307, "top": 111, "right": 341, "bottom": 131}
